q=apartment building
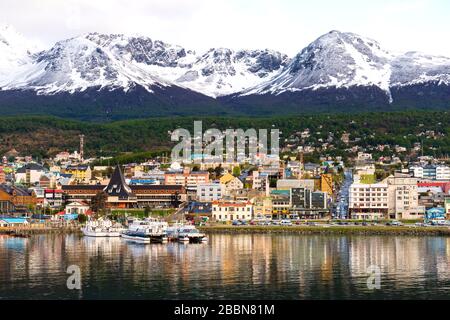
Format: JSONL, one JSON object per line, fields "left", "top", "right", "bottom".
{"left": 164, "top": 168, "right": 209, "bottom": 192}
{"left": 386, "top": 174, "right": 422, "bottom": 220}
{"left": 349, "top": 182, "right": 389, "bottom": 220}
{"left": 409, "top": 165, "right": 450, "bottom": 180}
{"left": 350, "top": 174, "right": 422, "bottom": 220}
{"left": 196, "top": 183, "right": 224, "bottom": 202}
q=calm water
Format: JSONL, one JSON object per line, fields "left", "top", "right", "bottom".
{"left": 1, "top": 233, "right": 450, "bottom": 300}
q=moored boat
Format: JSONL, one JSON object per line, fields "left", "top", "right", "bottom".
{"left": 166, "top": 224, "right": 207, "bottom": 243}
{"left": 81, "top": 219, "right": 123, "bottom": 237}
{"left": 121, "top": 218, "right": 168, "bottom": 244}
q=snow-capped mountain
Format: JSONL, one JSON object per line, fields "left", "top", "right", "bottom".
{"left": 0, "top": 26, "right": 450, "bottom": 120}
{"left": 0, "top": 30, "right": 288, "bottom": 97}
{"left": 172, "top": 48, "right": 289, "bottom": 97}
{"left": 241, "top": 30, "right": 450, "bottom": 104}
{"left": 2, "top": 33, "right": 187, "bottom": 94}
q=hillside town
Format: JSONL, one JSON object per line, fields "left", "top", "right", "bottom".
{"left": 0, "top": 135, "right": 450, "bottom": 228}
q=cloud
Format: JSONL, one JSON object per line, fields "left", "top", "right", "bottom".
{"left": 0, "top": 0, "right": 449, "bottom": 57}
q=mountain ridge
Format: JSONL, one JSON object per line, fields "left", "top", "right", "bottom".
{"left": 0, "top": 25, "right": 450, "bottom": 120}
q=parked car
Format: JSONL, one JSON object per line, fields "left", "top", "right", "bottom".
{"left": 281, "top": 220, "right": 293, "bottom": 226}
{"left": 232, "top": 220, "right": 242, "bottom": 226}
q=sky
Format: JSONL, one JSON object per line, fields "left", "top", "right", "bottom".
{"left": 1, "top": 0, "right": 450, "bottom": 56}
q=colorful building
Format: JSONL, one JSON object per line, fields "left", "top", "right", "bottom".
{"left": 64, "top": 165, "right": 92, "bottom": 183}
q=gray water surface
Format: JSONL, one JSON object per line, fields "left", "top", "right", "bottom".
{"left": 1, "top": 234, "right": 450, "bottom": 299}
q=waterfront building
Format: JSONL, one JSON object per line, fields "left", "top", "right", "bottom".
{"left": 62, "top": 166, "right": 186, "bottom": 209}
{"left": 349, "top": 182, "right": 389, "bottom": 220}
{"left": 272, "top": 193, "right": 291, "bottom": 219}
{"left": 212, "top": 200, "right": 253, "bottom": 222}
{"left": 290, "top": 187, "right": 329, "bottom": 219}
{"left": 185, "top": 201, "right": 212, "bottom": 221}
{"left": 196, "top": 183, "right": 224, "bottom": 202}
{"left": 252, "top": 196, "right": 273, "bottom": 219}
{"left": 386, "top": 174, "right": 422, "bottom": 220}
{"left": 0, "top": 217, "right": 29, "bottom": 227}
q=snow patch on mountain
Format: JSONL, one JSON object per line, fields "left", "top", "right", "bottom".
{"left": 0, "top": 24, "right": 39, "bottom": 86}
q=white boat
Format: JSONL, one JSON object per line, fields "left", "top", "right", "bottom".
{"left": 81, "top": 219, "right": 124, "bottom": 237}
{"left": 121, "top": 218, "right": 169, "bottom": 244}
{"left": 166, "top": 224, "right": 207, "bottom": 243}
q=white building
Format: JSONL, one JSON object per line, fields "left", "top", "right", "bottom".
{"left": 197, "top": 183, "right": 224, "bottom": 202}
{"left": 436, "top": 166, "right": 450, "bottom": 180}
{"left": 357, "top": 152, "right": 373, "bottom": 161}
{"left": 212, "top": 201, "right": 253, "bottom": 222}
{"left": 409, "top": 166, "right": 424, "bottom": 178}
{"left": 386, "top": 174, "right": 422, "bottom": 220}
{"left": 15, "top": 163, "right": 46, "bottom": 185}
{"left": 350, "top": 175, "right": 422, "bottom": 220}
{"left": 349, "top": 183, "right": 389, "bottom": 220}
{"left": 252, "top": 171, "right": 269, "bottom": 192}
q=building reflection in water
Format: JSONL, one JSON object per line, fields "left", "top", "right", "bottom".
{"left": 1, "top": 234, "right": 450, "bottom": 299}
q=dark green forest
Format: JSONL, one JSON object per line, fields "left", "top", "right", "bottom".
{"left": 0, "top": 111, "right": 449, "bottom": 160}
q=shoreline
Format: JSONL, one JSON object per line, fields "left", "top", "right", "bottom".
{"left": 0, "top": 227, "right": 82, "bottom": 237}
{"left": 2, "top": 225, "right": 450, "bottom": 237}
{"left": 199, "top": 225, "right": 450, "bottom": 237}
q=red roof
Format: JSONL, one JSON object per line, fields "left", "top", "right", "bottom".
{"left": 418, "top": 182, "right": 450, "bottom": 193}
{"left": 45, "top": 189, "right": 64, "bottom": 193}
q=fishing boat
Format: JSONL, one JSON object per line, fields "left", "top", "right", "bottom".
{"left": 81, "top": 219, "right": 123, "bottom": 237}
{"left": 121, "top": 218, "right": 168, "bottom": 244}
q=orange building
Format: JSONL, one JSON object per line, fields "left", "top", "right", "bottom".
{"left": 0, "top": 185, "right": 36, "bottom": 214}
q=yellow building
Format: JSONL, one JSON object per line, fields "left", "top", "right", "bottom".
{"left": 252, "top": 197, "right": 273, "bottom": 219}
{"left": 320, "top": 174, "right": 333, "bottom": 195}
{"left": 65, "top": 165, "right": 92, "bottom": 183}
{"left": 219, "top": 173, "right": 235, "bottom": 184}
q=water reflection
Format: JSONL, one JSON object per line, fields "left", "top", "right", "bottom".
{"left": 1, "top": 234, "right": 450, "bottom": 299}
